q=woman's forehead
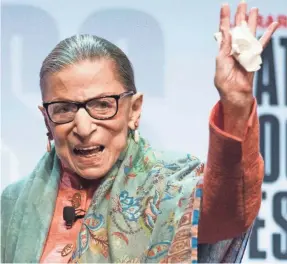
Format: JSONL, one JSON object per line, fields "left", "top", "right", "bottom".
{"left": 42, "top": 60, "right": 125, "bottom": 101}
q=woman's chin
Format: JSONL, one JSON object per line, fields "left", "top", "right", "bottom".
{"left": 76, "top": 167, "right": 109, "bottom": 180}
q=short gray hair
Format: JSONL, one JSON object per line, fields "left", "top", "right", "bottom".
{"left": 40, "top": 34, "right": 136, "bottom": 95}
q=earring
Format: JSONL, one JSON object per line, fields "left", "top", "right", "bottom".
{"left": 134, "top": 129, "right": 139, "bottom": 143}
{"left": 46, "top": 132, "right": 52, "bottom": 152}
{"left": 133, "top": 121, "right": 139, "bottom": 143}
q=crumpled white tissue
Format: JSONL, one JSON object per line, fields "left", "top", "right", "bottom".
{"left": 214, "top": 21, "right": 263, "bottom": 72}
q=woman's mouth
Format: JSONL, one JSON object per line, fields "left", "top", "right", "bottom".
{"left": 73, "top": 145, "right": 105, "bottom": 157}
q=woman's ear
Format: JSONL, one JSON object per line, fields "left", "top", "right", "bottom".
{"left": 38, "top": 105, "right": 53, "bottom": 140}
{"left": 128, "top": 93, "right": 143, "bottom": 130}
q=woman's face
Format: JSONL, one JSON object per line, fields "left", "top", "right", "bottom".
{"left": 40, "top": 59, "right": 142, "bottom": 180}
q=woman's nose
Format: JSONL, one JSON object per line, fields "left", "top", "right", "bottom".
{"left": 72, "top": 108, "right": 97, "bottom": 139}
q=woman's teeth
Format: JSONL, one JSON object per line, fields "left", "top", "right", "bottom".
{"left": 73, "top": 146, "right": 104, "bottom": 156}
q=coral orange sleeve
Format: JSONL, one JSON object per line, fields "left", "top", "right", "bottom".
{"left": 198, "top": 99, "right": 264, "bottom": 244}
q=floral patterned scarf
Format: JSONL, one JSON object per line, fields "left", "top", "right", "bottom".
{"left": 69, "top": 133, "right": 251, "bottom": 263}
{"left": 1, "top": 133, "right": 251, "bottom": 263}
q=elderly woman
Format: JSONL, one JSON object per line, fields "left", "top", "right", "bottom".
{"left": 1, "top": 3, "right": 279, "bottom": 263}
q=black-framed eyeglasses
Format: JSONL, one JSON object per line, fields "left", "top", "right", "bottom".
{"left": 43, "top": 91, "right": 135, "bottom": 124}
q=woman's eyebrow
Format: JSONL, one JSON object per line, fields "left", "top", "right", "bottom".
{"left": 46, "top": 92, "right": 117, "bottom": 103}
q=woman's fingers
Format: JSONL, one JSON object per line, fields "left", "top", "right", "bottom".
{"left": 218, "top": 2, "right": 277, "bottom": 55}
{"left": 219, "top": 4, "right": 232, "bottom": 55}
{"left": 219, "top": 3, "right": 231, "bottom": 31}
{"left": 235, "top": 0, "right": 247, "bottom": 26}
{"left": 248, "top": 7, "right": 259, "bottom": 35}
{"left": 259, "top": 22, "right": 279, "bottom": 49}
